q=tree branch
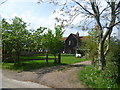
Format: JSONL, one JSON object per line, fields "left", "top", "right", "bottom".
{"left": 106, "top": 1, "right": 112, "bottom": 7}
{"left": 100, "top": 6, "right": 110, "bottom": 15}
{"left": 110, "top": 21, "right": 120, "bottom": 28}
{"left": 72, "top": 0, "right": 94, "bottom": 15}
{"left": 115, "top": 1, "right": 120, "bottom": 10}
{"left": 0, "top": 0, "right": 8, "bottom": 5}
{"left": 104, "top": 32, "right": 111, "bottom": 56}
{"left": 90, "top": 1, "right": 103, "bottom": 31}
{"left": 115, "top": 11, "right": 120, "bottom": 16}
{"left": 69, "top": 12, "right": 81, "bottom": 25}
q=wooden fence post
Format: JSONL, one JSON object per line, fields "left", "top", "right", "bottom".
{"left": 58, "top": 53, "right": 61, "bottom": 64}
{"left": 46, "top": 53, "right": 48, "bottom": 64}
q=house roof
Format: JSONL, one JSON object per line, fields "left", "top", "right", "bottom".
{"left": 79, "top": 36, "right": 89, "bottom": 41}
{"left": 61, "top": 37, "right": 67, "bottom": 41}
{"left": 71, "top": 34, "right": 80, "bottom": 41}
{"left": 61, "top": 33, "right": 89, "bottom": 41}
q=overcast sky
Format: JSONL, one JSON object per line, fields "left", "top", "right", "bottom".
{"left": 1, "top": 0, "right": 118, "bottom": 37}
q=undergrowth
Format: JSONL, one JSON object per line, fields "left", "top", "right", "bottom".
{"left": 79, "top": 65, "right": 120, "bottom": 88}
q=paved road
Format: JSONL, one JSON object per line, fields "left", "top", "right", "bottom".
{"left": 2, "top": 75, "right": 54, "bottom": 89}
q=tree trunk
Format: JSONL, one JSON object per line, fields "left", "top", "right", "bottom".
{"left": 16, "top": 51, "right": 20, "bottom": 63}
{"left": 46, "top": 53, "right": 48, "bottom": 64}
{"left": 98, "top": 41, "right": 106, "bottom": 70}
{"left": 58, "top": 53, "right": 61, "bottom": 64}
{"left": 92, "top": 58, "right": 95, "bottom": 66}
{"left": 54, "top": 54, "right": 57, "bottom": 63}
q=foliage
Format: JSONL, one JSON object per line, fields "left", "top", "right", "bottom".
{"left": 79, "top": 37, "right": 120, "bottom": 88}
{"left": 79, "top": 65, "right": 120, "bottom": 88}
{"left": 43, "top": 25, "right": 64, "bottom": 63}
{"left": 2, "top": 17, "right": 30, "bottom": 62}
{"left": 2, "top": 17, "right": 46, "bottom": 63}
{"left": 82, "top": 29, "right": 98, "bottom": 65}
{"left": 43, "top": 26, "right": 64, "bottom": 54}
{"left": 106, "top": 37, "right": 120, "bottom": 84}
{"left": 30, "top": 27, "right": 46, "bottom": 50}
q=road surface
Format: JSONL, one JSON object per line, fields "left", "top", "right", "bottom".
{"left": 2, "top": 75, "right": 54, "bottom": 89}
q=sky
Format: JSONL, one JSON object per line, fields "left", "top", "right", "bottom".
{"left": 0, "top": 0, "right": 119, "bottom": 37}
{"left": 0, "top": 0, "right": 89, "bottom": 37}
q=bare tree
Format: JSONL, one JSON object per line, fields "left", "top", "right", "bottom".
{"left": 38, "top": 0, "right": 120, "bottom": 70}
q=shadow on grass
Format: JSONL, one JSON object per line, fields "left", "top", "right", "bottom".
{"left": 68, "top": 64, "right": 87, "bottom": 67}
{"left": 3, "top": 61, "right": 67, "bottom": 71}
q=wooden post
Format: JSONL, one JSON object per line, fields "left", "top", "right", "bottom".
{"left": 46, "top": 53, "right": 48, "bottom": 64}
{"left": 54, "top": 54, "right": 57, "bottom": 63}
{"left": 58, "top": 53, "right": 61, "bottom": 64}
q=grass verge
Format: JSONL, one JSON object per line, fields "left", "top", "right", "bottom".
{"left": 78, "top": 65, "right": 120, "bottom": 88}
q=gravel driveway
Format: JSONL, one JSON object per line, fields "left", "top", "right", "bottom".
{"left": 2, "top": 60, "right": 91, "bottom": 88}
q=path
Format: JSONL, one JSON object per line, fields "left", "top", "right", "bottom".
{"left": 2, "top": 60, "right": 91, "bottom": 88}
{"left": 38, "top": 61, "right": 91, "bottom": 88}
{"left": 2, "top": 76, "right": 51, "bottom": 88}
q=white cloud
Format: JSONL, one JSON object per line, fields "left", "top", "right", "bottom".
{"left": 1, "top": 0, "right": 89, "bottom": 37}
{"left": 1, "top": 10, "right": 56, "bottom": 30}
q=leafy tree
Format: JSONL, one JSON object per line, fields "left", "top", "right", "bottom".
{"left": 32, "top": 27, "right": 46, "bottom": 51}
{"left": 83, "top": 29, "right": 98, "bottom": 66}
{"left": 2, "top": 18, "right": 12, "bottom": 55}
{"left": 2, "top": 17, "right": 29, "bottom": 63}
{"left": 43, "top": 25, "right": 64, "bottom": 63}
{"left": 38, "top": 0, "right": 120, "bottom": 70}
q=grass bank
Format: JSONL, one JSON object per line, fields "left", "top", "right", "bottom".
{"left": 2, "top": 55, "right": 89, "bottom": 71}
{"left": 78, "top": 65, "right": 120, "bottom": 88}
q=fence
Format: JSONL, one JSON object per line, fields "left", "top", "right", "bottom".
{"left": 2, "top": 51, "right": 56, "bottom": 63}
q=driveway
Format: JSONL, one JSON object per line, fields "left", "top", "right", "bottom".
{"left": 2, "top": 60, "right": 91, "bottom": 88}
{"left": 1, "top": 72, "right": 53, "bottom": 89}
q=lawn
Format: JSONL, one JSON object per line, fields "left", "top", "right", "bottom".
{"left": 2, "top": 55, "right": 90, "bottom": 71}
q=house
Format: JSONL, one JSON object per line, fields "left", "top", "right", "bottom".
{"left": 62, "top": 32, "right": 88, "bottom": 54}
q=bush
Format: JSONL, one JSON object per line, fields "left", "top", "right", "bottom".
{"left": 106, "top": 38, "right": 120, "bottom": 84}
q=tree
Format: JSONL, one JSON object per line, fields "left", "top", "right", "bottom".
{"left": 38, "top": 0, "right": 120, "bottom": 70}
{"left": 33, "top": 27, "right": 46, "bottom": 51}
{"left": 26, "top": 27, "right": 46, "bottom": 52}
{"left": 2, "top": 17, "right": 29, "bottom": 63}
{"left": 2, "top": 18, "right": 12, "bottom": 55}
{"left": 83, "top": 29, "right": 98, "bottom": 66}
{"left": 43, "top": 25, "right": 64, "bottom": 64}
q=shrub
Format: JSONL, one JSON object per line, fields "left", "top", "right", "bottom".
{"left": 106, "top": 37, "right": 120, "bottom": 84}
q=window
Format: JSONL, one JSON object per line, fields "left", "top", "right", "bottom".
{"left": 69, "top": 41, "right": 71, "bottom": 45}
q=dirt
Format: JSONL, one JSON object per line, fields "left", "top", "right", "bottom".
{"left": 2, "top": 60, "right": 91, "bottom": 88}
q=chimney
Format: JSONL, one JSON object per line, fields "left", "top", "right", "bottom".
{"left": 76, "top": 32, "right": 79, "bottom": 37}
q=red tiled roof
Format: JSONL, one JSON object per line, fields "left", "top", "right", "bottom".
{"left": 61, "top": 37, "right": 67, "bottom": 41}
{"left": 79, "top": 36, "right": 89, "bottom": 40}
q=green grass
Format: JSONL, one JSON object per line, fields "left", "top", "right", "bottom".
{"left": 78, "top": 65, "right": 120, "bottom": 88}
{"left": 20, "top": 56, "right": 46, "bottom": 59}
{"left": 2, "top": 55, "right": 89, "bottom": 71}
{"left": 2, "top": 60, "right": 58, "bottom": 71}
{"left": 61, "top": 56, "right": 89, "bottom": 64}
